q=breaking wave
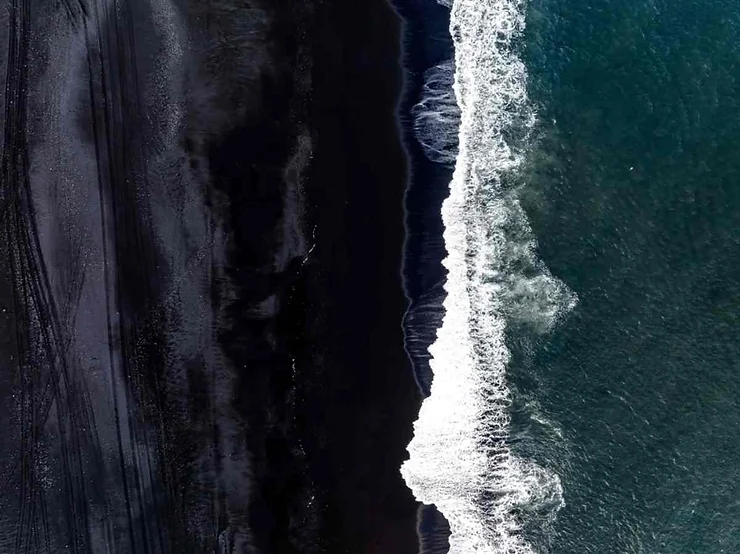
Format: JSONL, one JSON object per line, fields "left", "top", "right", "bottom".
{"left": 401, "top": 0, "right": 577, "bottom": 552}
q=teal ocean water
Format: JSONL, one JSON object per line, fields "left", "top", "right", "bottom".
{"left": 511, "top": 0, "right": 740, "bottom": 552}
{"left": 399, "top": 0, "right": 740, "bottom": 552}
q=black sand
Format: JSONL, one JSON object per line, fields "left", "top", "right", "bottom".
{"left": 295, "top": 0, "right": 423, "bottom": 551}
{"left": 0, "top": 0, "right": 422, "bottom": 551}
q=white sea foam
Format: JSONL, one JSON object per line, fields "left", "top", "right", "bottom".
{"left": 401, "top": 0, "right": 576, "bottom": 552}
{"left": 412, "top": 60, "right": 460, "bottom": 165}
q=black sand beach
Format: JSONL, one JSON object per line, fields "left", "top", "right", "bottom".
{"left": 0, "top": 0, "right": 422, "bottom": 551}
{"left": 392, "top": 0, "right": 453, "bottom": 398}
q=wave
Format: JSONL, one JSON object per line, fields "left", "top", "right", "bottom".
{"left": 412, "top": 60, "right": 460, "bottom": 165}
{"left": 401, "top": 0, "right": 576, "bottom": 552}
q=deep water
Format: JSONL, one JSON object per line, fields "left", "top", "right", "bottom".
{"left": 506, "top": 0, "right": 740, "bottom": 552}
{"left": 394, "top": 0, "right": 455, "bottom": 549}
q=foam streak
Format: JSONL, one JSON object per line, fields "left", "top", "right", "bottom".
{"left": 401, "top": 0, "right": 576, "bottom": 552}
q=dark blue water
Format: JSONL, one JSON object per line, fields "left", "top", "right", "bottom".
{"left": 504, "top": 0, "right": 740, "bottom": 552}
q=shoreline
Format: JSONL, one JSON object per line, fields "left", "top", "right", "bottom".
{"left": 392, "top": 0, "right": 455, "bottom": 397}
{"left": 389, "top": 0, "right": 456, "bottom": 550}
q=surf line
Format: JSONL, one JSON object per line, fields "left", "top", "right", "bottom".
{"left": 401, "top": 0, "right": 576, "bottom": 552}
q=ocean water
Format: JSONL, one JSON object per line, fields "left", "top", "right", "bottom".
{"left": 401, "top": 0, "right": 576, "bottom": 551}
{"left": 401, "top": 0, "right": 740, "bottom": 552}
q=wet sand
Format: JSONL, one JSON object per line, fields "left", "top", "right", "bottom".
{"left": 0, "top": 0, "right": 421, "bottom": 551}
